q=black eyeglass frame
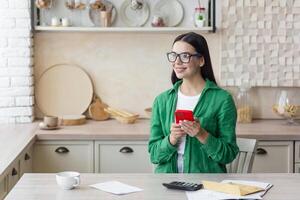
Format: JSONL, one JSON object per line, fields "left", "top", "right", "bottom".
{"left": 166, "top": 51, "right": 202, "bottom": 63}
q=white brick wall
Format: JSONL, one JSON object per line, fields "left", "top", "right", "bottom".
{"left": 0, "top": 0, "right": 34, "bottom": 123}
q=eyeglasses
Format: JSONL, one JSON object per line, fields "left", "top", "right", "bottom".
{"left": 166, "top": 52, "right": 201, "bottom": 63}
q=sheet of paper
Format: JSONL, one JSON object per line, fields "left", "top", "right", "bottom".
{"left": 186, "top": 189, "right": 262, "bottom": 200}
{"left": 186, "top": 180, "right": 272, "bottom": 200}
{"left": 90, "top": 181, "right": 143, "bottom": 195}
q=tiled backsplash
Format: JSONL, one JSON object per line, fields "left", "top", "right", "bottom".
{"left": 221, "top": 0, "right": 300, "bottom": 87}
{"left": 0, "top": 0, "right": 34, "bottom": 123}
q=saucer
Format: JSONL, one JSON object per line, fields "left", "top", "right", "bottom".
{"left": 39, "top": 122, "right": 60, "bottom": 130}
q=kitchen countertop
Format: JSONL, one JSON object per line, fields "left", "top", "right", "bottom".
{"left": 5, "top": 173, "right": 300, "bottom": 200}
{"left": 0, "top": 123, "right": 38, "bottom": 179}
{"left": 1, "top": 119, "right": 300, "bottom": 178}
{"left": 35, "top": 119, "right": 300, "bottom": 140}
{"left": 35, "top": 119, "right": 150, "bottom": 141}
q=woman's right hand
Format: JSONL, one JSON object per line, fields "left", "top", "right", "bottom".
{"left": 169, "top": 123, "right": 186, "bottom": 145}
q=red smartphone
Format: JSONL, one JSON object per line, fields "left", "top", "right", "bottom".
{"left": 175, "top": 110, "right": 194, "bottom": 124}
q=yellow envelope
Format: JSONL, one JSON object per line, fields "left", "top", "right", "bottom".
{"left": 202, "top": 180, "right": 265, "bottom": 196}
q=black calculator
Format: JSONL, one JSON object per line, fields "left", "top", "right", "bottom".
{"left": 162, "top": 181, "right": 203, "bottom": 191}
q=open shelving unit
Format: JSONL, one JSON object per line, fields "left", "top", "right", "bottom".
{"left": 34, "top": 26, "right": 214, "bottom": 32}
{"left": 33, "top": 0, "right": 216, "bottom": 33}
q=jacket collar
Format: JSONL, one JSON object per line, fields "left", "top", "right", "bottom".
{"left": 168, "top": 79, "right": 219, "bottom": 94}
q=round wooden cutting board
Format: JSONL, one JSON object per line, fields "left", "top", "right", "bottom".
{"left": 36, "top": 64, "right": 93, "bottom": 117}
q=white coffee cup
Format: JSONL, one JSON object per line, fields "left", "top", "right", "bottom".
{"left": 43, "top": 116, "right": 58, "bottom": 127}
{"left": 61, "top": 18, "right": 70, "bottom": 27}
{"left": 56, "top": 171, "right": 80, "bottom": 190}
{"left": 51, "top": 17, "right": 60, "bottom": 26}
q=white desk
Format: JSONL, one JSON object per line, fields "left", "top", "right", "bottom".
{"left": 4, "top": 173, "right": 300, "bottom": 200}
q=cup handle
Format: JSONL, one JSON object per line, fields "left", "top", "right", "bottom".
{"left": 74, "top": 177, "right": 80, "bottom": 187}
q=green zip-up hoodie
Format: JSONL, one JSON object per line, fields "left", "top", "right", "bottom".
{"left": 148, "top": 79, "right": 239, "bottom": 173}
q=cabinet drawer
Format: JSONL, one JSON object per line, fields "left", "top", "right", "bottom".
{"left": 0, "top": 176, "right": 8, "bottom": 200}
{"left": 33, "top": 141, "right": 94, "bottom": 173}
{"left": 20, "top": 146, "right": 33, "bottom": 177}
{"left": 295, "top": 163, "right": 300, "bottom": 173}
{"left": 295, "top": 141, "right": 300, "bottom": 163}
{"left": 7, "top": 160, "right": 20, "bottom": 191}
{"left": 252, "top": 141, "right": 293, "bottom": 173}
{"left": 95, "top": 141, "right": 152, "bottom": 173}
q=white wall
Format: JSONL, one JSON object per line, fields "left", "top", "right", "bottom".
{"left": 0, "top": 0, "right": 34, "bottom": 123}
{"left": 34, "top": 32, "right": 221, "bottom": 118}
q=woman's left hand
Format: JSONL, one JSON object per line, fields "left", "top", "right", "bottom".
{"left": 179, "top": 118, "right": 203, "bottom": 137}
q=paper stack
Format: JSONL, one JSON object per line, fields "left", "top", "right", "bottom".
{"left": 186, "top": 179, "right": 273, "bottom": 200}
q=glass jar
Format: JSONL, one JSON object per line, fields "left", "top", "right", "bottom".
{"left": 194, "top": 6, "right": 206, "bottom": 27}
{"left": 272, "top": 90, "right": 300, "bottom": 125}
{"left": 236, "top": 83, "right": 252, "bottom": 123}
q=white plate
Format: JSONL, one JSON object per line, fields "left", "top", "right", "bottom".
{"left": 89, "top": 3, "right": 117, "bottom": 27}
{"left": 36, "top": 64, "right": 93, "bottom": 117}
{"left": 153, "top": 0, "right": 184, "bottom": 27}
{"left": 120, "top": 0, "right": 150, "bottom": 27}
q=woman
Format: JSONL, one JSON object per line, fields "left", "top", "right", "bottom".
{"left": 148, "top": 32, "right": 239, "bottom": 173}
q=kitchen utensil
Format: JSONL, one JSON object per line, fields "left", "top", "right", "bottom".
{"left": 88, "top": 95, "right": 110, "bottom": 121}
{"left": 36, "top": 63, "right": 93, "bottom": 117}
{"left": 104, "top": 107, "right": 139, "bottom": 124}
{"left": 89, "top": 0, "right": 117, "bottom": 27}
{"left": 100, "top": 10, "right": 112, "bottom": 27}
{"left": 61, "top": 115, "right": 86, "bottom": 126}
{"left": 144, "top": 107, "right": 152, "bottom": 118}
{"left": 153, "top": 0, "right": 184, "bottom": 27}
{"left": 120, "top": 0, "right": 150, "bottom": 27}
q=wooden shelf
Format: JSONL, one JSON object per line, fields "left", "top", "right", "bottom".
{"left": 34, "top": 26, "right": 214, "bottom": 33}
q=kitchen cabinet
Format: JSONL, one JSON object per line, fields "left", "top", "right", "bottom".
{"left": 0, "top": 175, "right": 8, "bottom": 200}
{"left": 294, "top": 141, "right": 300, "bottom": 173}
{"left": 19, "top": 146, "right": 33, "bottom": 177}
{"left": 0, "top": 143, "right": 33, "bottom": 199}
{"left": 7, "top": 160, "right": 20, "bottom": 191}
{"left": 33, "top": 141, "right": 94, "bottom": 173}
{"left": 252, "top": 141, "right": 294, "bottom": 173}
{"left": 95, "top": 141, "right": 152, "bottom": 173}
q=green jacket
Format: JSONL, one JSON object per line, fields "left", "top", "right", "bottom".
{"left": 148, "top": 79, "right": 239, "bottom": 173}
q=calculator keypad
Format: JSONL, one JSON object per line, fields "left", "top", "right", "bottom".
{"left": 162, "top": 181, "right": 202, "bottom": 191}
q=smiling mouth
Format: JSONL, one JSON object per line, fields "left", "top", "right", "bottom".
{"left": 175, "top": 67, "right": 187, "bottom": 72}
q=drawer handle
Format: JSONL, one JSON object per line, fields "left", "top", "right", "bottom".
{"left": 256, "top": 148, "right": 267, "bottom": 155}
{"left": 119, "top": 146, "right": 134, "bottom": 153}
{"left": 12, "top": 168, "right": 18, "bottom": 176}
{"left": 55, "top": 147, "right": 69, "bottom": 154}
{"left": 25, "top": 153, "right": 31, "bottom": 160}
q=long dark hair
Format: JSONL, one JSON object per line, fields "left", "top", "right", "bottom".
{"left": 171, "top": 32, "right": 217, "bottom": 85}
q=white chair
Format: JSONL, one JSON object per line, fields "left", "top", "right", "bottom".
{"left": 226, "top": 138, "right": 257, "bottom": 173}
